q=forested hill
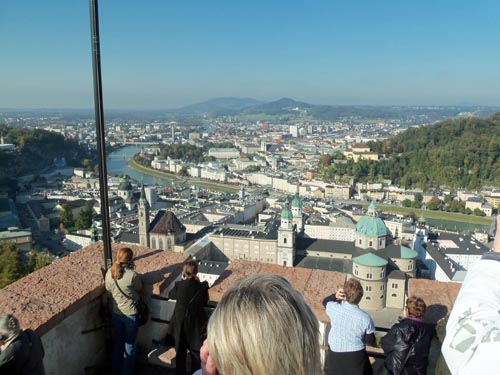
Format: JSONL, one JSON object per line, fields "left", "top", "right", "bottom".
{"left": 321, "top": 113, "right": 500, "bottom": 189}
{"left": 368, "top": 113, "right": 500, "bottom": 189}
{"left": 0, "top": 125, "right": 91, "bottom": 181}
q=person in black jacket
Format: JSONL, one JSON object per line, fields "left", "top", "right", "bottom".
{"left": 0, "top": 314, "right": 45, "bottom": 375}
{"left": 168, "top": 260, "right": 209, "bottom": 375}
{"left": 381, "top": 296, "right": 436, "bottom": 375}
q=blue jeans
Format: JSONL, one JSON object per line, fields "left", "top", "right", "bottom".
{"left": 112, "top": 313, "right": 139, "bottom": 375}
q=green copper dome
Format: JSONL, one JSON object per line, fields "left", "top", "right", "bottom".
{"left": 281, "top": 208, "right": 293, "bottom": 220}
{"left": 356, "top": 216, "right": 387, "bottom": 237}
{"left": 355, "top": 203, "right": 387, "bottom": 237}
{"left": 291, "top": 194, "right": 303, "bottom": 208}
{"left": 352, "top": 252, "right": 388, "bottom": 267}
{"left": 399, "top": 245, "right": 418, "bottom": 259}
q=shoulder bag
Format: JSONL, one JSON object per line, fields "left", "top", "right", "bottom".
{"left": 114, "top": 279, "right": 150, "bottom": 326}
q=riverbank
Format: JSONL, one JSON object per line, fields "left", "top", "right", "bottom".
{"left": 127, "top": 158, "right": 239, "bottom": 193}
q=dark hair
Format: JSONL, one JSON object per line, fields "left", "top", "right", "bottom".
{"left": 344, "top": 278, "right": 363, "bottom": 305}
{"left": 182, "top": 260, "right": 198, "bottom": 279}
{"left": 406, "top": 296, "right": 426, "bottom": 318}
{"left": 111, "top": 247, "right": 134, "bottom": 280}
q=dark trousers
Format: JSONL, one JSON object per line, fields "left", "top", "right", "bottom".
{"left": 175, "top": 327, "right": 201, "bottom": 375}
{"left": 325, "top": 348, "right": 373, "bottom": 375}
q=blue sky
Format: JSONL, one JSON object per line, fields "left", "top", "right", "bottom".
{"left": 1, "top": 0, "right": 500, "bottom": 109}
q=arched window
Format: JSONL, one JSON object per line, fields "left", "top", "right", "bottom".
{"left": 167, "top": 238, "right": 172, "bottom": 250}
{"left": 392, "top": 293, "right": 397, "bottom": 297}
{"left": 284, "top": 237, "right": 287, "bottom": 244}
{"left": 366, "top": 296, "right": 371, "bottom": 300}
{"left": 151, "top": 238, "right": 156, "bottom": 249}
{"left": 159, "top": 238, "right": 163, "bottom": 249}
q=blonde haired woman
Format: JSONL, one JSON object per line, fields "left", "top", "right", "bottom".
{"left": 194, "top": 274, "right": 321, "bottom": 375}
{"left": 105, "top": 247, "right": 143, "bottom": 375}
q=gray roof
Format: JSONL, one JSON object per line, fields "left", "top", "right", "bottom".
{"left": 197, "top": 260, "right": 228, "bottom": 276}
{"left": 296, "top": 256, "right": 352, "bottom": 273}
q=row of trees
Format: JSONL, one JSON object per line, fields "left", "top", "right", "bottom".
{"left": 0, "top": 242, "right": 54, "bottom": 289}
{"left": 399, "top": 193, "right": 488, "bottom": 216}
{"left": 318, "top": 114, "right": 500, "bottom": 190}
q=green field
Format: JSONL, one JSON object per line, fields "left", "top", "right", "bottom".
{"left": 371, "top": 204, "right": 491, "bottom": 226}
{"left": 127, "top": 159, "right": 178, "bottom": 180}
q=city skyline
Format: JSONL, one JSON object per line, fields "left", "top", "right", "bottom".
{"left": 1, "top": 0, "right": 500, "bottom": 109}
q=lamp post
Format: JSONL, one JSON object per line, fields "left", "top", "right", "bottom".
{"left": 89, "top": 0, "right": 112, "bottom": 271}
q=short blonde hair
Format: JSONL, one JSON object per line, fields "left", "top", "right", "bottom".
{"left": 207, "top": 274, "right": 321, "bottom": 375}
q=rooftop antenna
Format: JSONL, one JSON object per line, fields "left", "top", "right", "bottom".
{"left": 89, "top": 0, "right": 112, "bottom": 272}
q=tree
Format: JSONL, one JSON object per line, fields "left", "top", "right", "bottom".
{"left": 0, "top": 242, "right": 24, "bottom": 288}
{"left": 60, "top": 204, "right": 74, "bottom": 228}
{"left": 427, "top": 201, "right": 439, "bottom": 210}
{"left": 411, "top": 201, "right": 421, "bottom": 209}
{"left": 402, "top": 199, "right": 412, "bottom": 208}
{"left": 27, "top": 251, "right": 54, "bottom": 272}
{"left": 75, "top": 203, "right": 94, "bottom": 230}
{"left": 473, "top": 208, "right": 486, "bottom": 217}
{"left": 414, "top": 193, "right": 423, "bottom": 203}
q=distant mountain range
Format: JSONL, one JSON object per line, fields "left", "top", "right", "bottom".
{"left": 173, "top": 97, "right": 263, "bottom": 114}
{"left": 173, "top": 97, "right": 500, "bottom": 122}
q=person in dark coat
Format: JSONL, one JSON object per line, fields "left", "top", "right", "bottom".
{"left": 381, "top": 296, "right": 436, "bottom": 375}
{"left": 168, "top": 260, "right": 209, "bottom": 375}
{"left": 0, "top": 314, "right": 45, "bottom": 375}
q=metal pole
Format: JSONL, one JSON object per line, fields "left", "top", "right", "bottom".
{"left": 89, "top": 0, "right": 112, "bottom": 271}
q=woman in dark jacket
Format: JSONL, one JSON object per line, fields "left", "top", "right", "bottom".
{"left": 168, "top": 260, "right": 209, "bottom": 375}
{"left": 381, "top": 296, "right": 436, "bottom": 375}
{"left": 0, "top": 314, "right": 45, "bottom": 375}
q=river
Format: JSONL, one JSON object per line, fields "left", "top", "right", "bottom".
{"left": 107, "top": 145, "right": 174, "bottom": 187}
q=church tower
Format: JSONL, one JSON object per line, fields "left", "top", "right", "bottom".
{"left": 277, "top": 197, "right": 295, "bottom": 267}
{"left": 138, "top": 185, "right": 150, "bottom": 247}
{"left": 291, "top": 191, "right": 304, "bottom": 233}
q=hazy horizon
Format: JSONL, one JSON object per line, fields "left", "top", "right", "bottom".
{"left": 2, "top": 0, "right": 500, "bottom": 109}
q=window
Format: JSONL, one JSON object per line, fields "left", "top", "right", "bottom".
{"left": 369, "top": 241, "right": 373, "bottom": 247}
{"left": 159, "top": 239, "right": 163, "bottom": 249}
{"left": 284, "top": 237, "right": 287, "bottom": 244}
{"left": 366, "top": 286, "right": 372, "bottom": 291}
{"left": 366, "top": 296, "right": 371, "bottom": 300}
{"left": 392, "top": 293, "right": 397, "bottom": 297}
{"left": 408, "top": 264, "right": 412, "bottom": 270}
{"left": 380, "top": 285, "right": 385, "bottom": 291}
{"left": 354, "top": 269, "right": 358, "bottom": 276}
{"left": 367, "top": 273, "right": 373, "bottom": 279}
{"left": 359, "top": 239, "right": 362, "bottom": 244}
{"left": 380, "top": 270, "right": 385, "bottom": 278}
{"left": 392, "top": 283, "right": 398, "bottom": 289}
{"left": 151, "top": 238, "right": 156, "bottom": 248}
{"left": 380, "top": 295, "right": 384, "bottom": 299}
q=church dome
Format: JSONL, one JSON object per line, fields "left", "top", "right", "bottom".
{"left": 118, "top": 178, "right": 132, "bottom": 191}
{"left": 355, "top": 202, "right": 387, "bottom": 237}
